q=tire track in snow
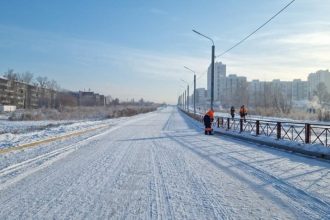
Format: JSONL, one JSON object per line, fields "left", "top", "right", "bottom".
{"left": 59, "top": 135, "right": 138, "bottom": 219}
{"left": 0, "top": 124, "right": 119, "bottom": 190}
{"left": 0, "top": 130, "right": 125, "bottom": 218}
{"left": 0, "top": 112, "right": 157, "bottom": 190}
{"left": 35, "top": 136, "right": 128, "bottom": 218}
{"left": 156, "top": 134, "right": 233, "bottom": 220}
{"left": 151, "top": 140, "right": 175, "bottom": 220}
{"left": 152, "top": 134, "right": 235, "bottom": 220}
{"left": 0, "top": 113, "right": 159, "bottom": 219}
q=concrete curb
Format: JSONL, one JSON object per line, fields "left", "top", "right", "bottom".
{"left": 213, "top": 129, "right": 330, "bottom": 160}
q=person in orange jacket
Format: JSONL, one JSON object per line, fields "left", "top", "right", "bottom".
{"left": 203, "top": 108, "right": 214, "bottom": 135}
{"left": 239, "top": 105, "right": 248, "bottom": 122}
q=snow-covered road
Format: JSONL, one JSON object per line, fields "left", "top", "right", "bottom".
{"left": 0, "top": 106, "right": 330, "bottom": 219}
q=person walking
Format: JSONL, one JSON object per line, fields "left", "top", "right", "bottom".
{"left": 239, "top": 105, "right": 248, "bottom": 122}
{"left": 203, "top": 108, "right": 214, "bottom": 135}
{"left": 230, "top": 106, "right": 235, "bottom": 120}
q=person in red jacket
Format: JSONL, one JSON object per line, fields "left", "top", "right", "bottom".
{"left": 203, "top": 109, "right": 214, "bottom": 135}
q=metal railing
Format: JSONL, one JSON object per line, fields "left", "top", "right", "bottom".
{"left": 216, "top": 117, "right": 330, "bottom": 147}
{"left": 181, "top": 109, "right": 330, "bottom": 148}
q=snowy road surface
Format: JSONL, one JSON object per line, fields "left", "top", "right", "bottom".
{"left": 1, "top": 107, "right": 330, "bottom": 219}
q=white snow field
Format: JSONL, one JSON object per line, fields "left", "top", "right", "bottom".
{"left": 0, "top": 106, "right": 330, "bottom": 219}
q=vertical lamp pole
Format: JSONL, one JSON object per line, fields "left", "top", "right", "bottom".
{"left": 180, "top": 95, "right": 182, "bottom": 108}
{"left": 192, "top": 29, "right": 215, "bottom": 110}
{"left": 179, "top": 87, "right": 185, "bottom": 110}
{"left": 183, "top": 92, "right": 185, "bottom": 109}
{"left": 181, "top": 79, "right": 189, "bottom": 113}
{"left": 184, "top": 66, "right": 196, "bottom": 115}
{"left": 184, "top": 90, "right": 186, "bottom": 110}
{"left": 187, "top": 85, "right": 189, "bottom": 112}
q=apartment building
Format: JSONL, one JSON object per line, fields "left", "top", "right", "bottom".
{"left": 0, "top": 77, "right": 10, "bottom": 105}
{"left": 0, "top": 77, "right": 106, "bottom": 109}
{"left": 194, "top": 88, "right": 208, "bottom": 105}
{"left": 78, "top": 91, "right": 105, "bottom": 106}
{"left": 308, "top": 70, "right": 330, "bottom": 98}
{"left": 207, "top": 62, "right": 226, "bottom": 101}
{"left": 292, "top": 79, "right": 308, "bottom": 101}
{"left": 221, "top": 74, "right": 248, "bottom": 107}
{"left": 203, "top": 60, "right": 329, "bottom": 110}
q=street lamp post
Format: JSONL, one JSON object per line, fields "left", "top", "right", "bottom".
{"left": 181, "top": 79, "right": 189, "bottom": 113}
{"left": 179, "top": 85, "right": 185, "bottom": 110}
{"left": 184, "top": 66, "right": 196, "bottom": 115}
{"left": 184, "top": 90, "right": 186, "bottom": 111}
{"left": 192, "top": 29, "right": 215, "bottom": 110}
{"left": 187, "top": 85, "right": 189, "bottom": 112}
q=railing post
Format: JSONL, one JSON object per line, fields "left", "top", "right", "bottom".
{"left": 221, "top": 117, "right": 224, "bottom": 128}
{"left": 217, "top": 117, "right": 220, "bottom": 128}
{"left": 305, "top": 123, "right": 311, "bottom": 144}
{"left": 240, "top": 119, "right": 243, "bottom": 132}
{"left": 277, "top": 122, "right": 281, "bottom": 139}
{"left": 227, "top": 118, "right": 230, "bottom": 130}
{"left": 256, "top": 120, "right": 260, "bottom": 136}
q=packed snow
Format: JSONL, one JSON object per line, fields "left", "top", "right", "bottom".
{"left": 0, "top": 106, "right": 330, "bottom": 219}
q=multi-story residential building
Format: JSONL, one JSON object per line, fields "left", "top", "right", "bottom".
{"left": 292, "top": 79, "right": 308, "bottom": 101}
{"left": 1, "top": 76, "right": 107, "bottom": 109}
{"left": 207, "top": 62, "right": 226, "bottom": 101}
{"left": 1, "top": 78, "right": 21, "bottom": 107}
{"left": 194, "top": 88, "right": 207, "bottom": 106}
{"left": 0, "top": 77, "right": 44, "bottom": 108}
{"left": 248, "top": 80, "right": 267, "bottom": 107}
{"left": 78, "top": 91, "right": 106, "bottom": 106}
{"left": 0, "top": 77, "right": 10, "bottom": 105}
{"left": 271, "top": 80, "right": 292, "bottom": 98}
{"left": 78, "top": 91, "right": 97, "bottom": 106}
{"left": 308, "top": 70, "right": 330, "bottom": 98}
{"left": 221, "top": 74, "right": 247, "bottom": 107}
{"left": 199, "top": 63, "right": 329, "bottom": 109}
{"left": 26, "top": 84, "right": 39, "bottom": 108}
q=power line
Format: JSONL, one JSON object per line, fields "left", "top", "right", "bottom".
{"left": 216, "top": 0, "right": 296, "bottom": 58}
{"left": 191, "top": 0, "right": 296, "bottom": 86}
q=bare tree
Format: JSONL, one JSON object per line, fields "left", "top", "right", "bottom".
{"left": 18, "top": 71, "right": 34, "bottom": 84}
{"left": 15, "top": 72, "right": 34, "bottom": 109}
{"left": 36, "top": 76, "right": 49, "bottom": 88}
{"left": 3, "top": 69, "right": 18, "bottom": 81}
{"left": 46, "top": 79, "right": 60, "bottom": 108}
{"left": 47, "top": 79, "right": 60, "bottom": 91}
{"left": 35, "top": 76, "right": 49, "bottom": 107}
{"left": 314, "top": 83, "right": 330, "bottom": 106}
{"left": 272, "top": 90, "right": 291, "bottom": 114}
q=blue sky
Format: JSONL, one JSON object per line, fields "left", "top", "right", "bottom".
{"left": 0, "top": 0, "right": 329, "bottom": 104}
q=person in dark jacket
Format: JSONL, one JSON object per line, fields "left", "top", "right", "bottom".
{"left": 203, "top": 109, "right": 214, "bottom": 135}
{"left": 230, "top": 106, "right": 235, "bottom": 120}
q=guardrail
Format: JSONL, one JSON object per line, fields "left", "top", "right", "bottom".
{"left": 182, "top": 109, "right": 330, "bottom": 148}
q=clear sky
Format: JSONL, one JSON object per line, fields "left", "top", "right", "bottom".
{"left": 0, "top": 0, "right": 329, "bottom": 104}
